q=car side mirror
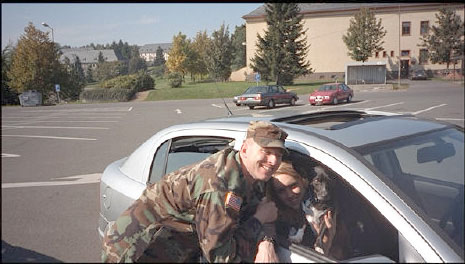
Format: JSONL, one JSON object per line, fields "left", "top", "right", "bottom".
{"left": 417, "top": 142, "right": 455, "bottom": 163}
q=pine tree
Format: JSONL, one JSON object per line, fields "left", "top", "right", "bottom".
{"left": 250, "top": 3, "right": 311, "bottom": 85}
{"left": 231, "top": 24, "right": 246, "bottom": 71}
{"left": 342, "top": 7, "right": 386, "bottom": 62}
{"left": 7, "top": 22, "right": 63, "bottom": 101}
{"left": 419, "top": 7, "right": 464, "bottom": 70}
{"left": 153, "top": 46, "right": 166, "bottom": 66}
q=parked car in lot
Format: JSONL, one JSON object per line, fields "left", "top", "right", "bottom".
{"left": 410, "top": 69, "right": 428, "bottom": 80}
{"left": 236, "top": 85, "right": 298, "bottom": 109}
{"left": 309, "top": 83, "right": 354, "bottom": 105}
{"left": 99, "top": 110, "right": 464, "bottom": 263}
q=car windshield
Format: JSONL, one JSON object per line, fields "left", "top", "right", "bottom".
{"left": 318, "top": 85, "right": 337, "bottom": 91}
{"left": 244, "top": 86, "right": 267, "bottom": 94}
{"left": 353, "top": 127, "right": 464, "bottom": 255}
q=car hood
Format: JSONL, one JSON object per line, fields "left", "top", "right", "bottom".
{"left": 310, "top": 91, "right": 336, "bottom": 96}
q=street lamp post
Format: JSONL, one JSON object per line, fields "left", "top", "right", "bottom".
{"left": 41, "top": 22, "right": 60, "bottom": 104}
{"left": 41, "top": 22, "right": 54, "bottom": 42}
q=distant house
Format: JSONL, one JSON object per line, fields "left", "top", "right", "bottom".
{"left": 139, "top": 43, "right": 172, "bottom": 62}
{"left": 60, "top": 48, "right": 118, "bottom": 72}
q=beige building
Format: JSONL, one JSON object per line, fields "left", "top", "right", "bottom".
{"left": 233, "top": 3, "right": 464, "bottom": 81}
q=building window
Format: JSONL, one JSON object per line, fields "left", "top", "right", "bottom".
{"left": 401, "top": 50, "right": 410, "bottom": 57}
{"left": 383, "top": 51, "right": 387, "bottom": 58}
{"left": 391, "top": 51, "right": 394, "bottom": 57}
{"left": 420, "top": 21, "right": 429, "bottom": 35}
{"left": 419, "top": 49, "right": 428, "bottom": 64}
{"left": 375, "top": 51, "right": 379, "bottom": 58}
{"left": 402, "top": 21, "right": 411, "bottom": 36}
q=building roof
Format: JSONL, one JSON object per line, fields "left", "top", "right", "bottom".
{"left": 60, "top": 48, "right": 118, "bottom": 64}
{"left": 139, "top": 43, "right": 172, "bottom": 53}
{"left": 242, "top": 3, "right": 448, "bottom": 19}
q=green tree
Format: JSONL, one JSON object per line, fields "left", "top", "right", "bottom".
{"left": 1, "top": 43, "right": 19, "bottom": 105}
{"left": 419, "top": 7, "right": 464, "bottom": 70}
{"left": 231, "top": 24, "right": 246, "bottom": 71}
{"left": 60, "top": 56, "right": 85, "bottom": 100}
{"left": 206, "top": 23, "right": 233, "bottom": 81}
{"left": 97, "top": 51, "right": 105, "bottom": 63}
{"left": 153, "top": 46, "right": 166, "bottom": 66}
{"left": 190, "top": 30, "right": 210, "bottom": 80}
{"left": 128, "top": 47, "right": 147, "bottom": 74}
{"left": 7, "top": 22, "right": 63, "bottom": 102}
{"left": 166, "top": 32, "right": 189, "bottom": 77}
{"left": 342, "top": 7, "right": 387, "bottom": 62}
{"left": 250, "top": 3, "right": 311, "bottom": 85}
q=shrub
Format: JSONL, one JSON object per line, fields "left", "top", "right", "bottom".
{"left": 168, "top": 72, "right": 183, "bottom": 88}
{"left": 79, "top": 88, "right": 135, "bottom": 102}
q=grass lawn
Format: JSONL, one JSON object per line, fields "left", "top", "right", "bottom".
{"left": 145, "top": 76, "right": 331, "bottom": 101}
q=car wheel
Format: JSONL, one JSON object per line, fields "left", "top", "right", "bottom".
{"left": 267, "top": 100, "right": 275, "bottom": 109}
{"left": 332, "top": 97, "right": 338, "bottom": 105}
{"left": 346, "top": 95, "right": 352, "bottom": 103}
{"left": 236, "top": 104, "right": 241, "bottom": 106}
{"left": 290, "top": 97, "right": 296, "bottom": 106}
{"left": 249, "top": 106, "right": 255, "bottom": 110}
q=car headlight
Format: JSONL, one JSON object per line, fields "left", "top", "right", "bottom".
{"left": 310, "top": 96, "right": 316, "bottom": 99}
{"left": 324, "top": 96, "right": 330, "bottom": 99}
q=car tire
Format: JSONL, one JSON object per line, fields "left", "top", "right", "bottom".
{"left": 290, "top": 97, "right": 296, "bottom": 106}
{"left": 249, "top": 106, "right": 255, "bottom": 110}
{"left": 346, "top": 95, "right": 352, "bottom": 103}
{"left": 236, "top": 104, "right": 241, "bottom": 106}
{"left": 267, "top": 100, "right": 275, "bottom": 109}
{"left": 332, "top": 97, "right": 338, "bottom": 105}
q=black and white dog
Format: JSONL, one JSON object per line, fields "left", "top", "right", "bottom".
{"left": 289, "top": 166, "right": 336, "bottom": 254}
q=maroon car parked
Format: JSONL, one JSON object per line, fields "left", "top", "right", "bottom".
{"left": 309, "top": 82, "right": 354, "bottom": 105}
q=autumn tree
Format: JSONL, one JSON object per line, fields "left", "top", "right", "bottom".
{"left": 190, "top": 30, "right": 210, "bottom": 80}
{"left": 7, "top": 22, "right": 63, "bottom": 101}
{"left": 342, "top": 7, "right": 387, "bottom": 62}
{"left": 250, "top": 3, "right": 311, "bottom": 85}
{"left": 419, "top": 7, "right": 464, "bottom": 70}
{"left": 206, "top": 23, "right": 233, "bottom": 81}
{"left": 166, "top": 32, "right": 189, "bottom": 78}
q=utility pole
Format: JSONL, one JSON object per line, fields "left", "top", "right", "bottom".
{"left": 398, "top": 5, "right": 401, "bottom": 88}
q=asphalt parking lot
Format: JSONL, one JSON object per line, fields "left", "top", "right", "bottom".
{"left": 1, "top": 79, "right": 463, "bottom": 262}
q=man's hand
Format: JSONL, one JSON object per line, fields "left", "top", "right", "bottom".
{"left": 312, "top": 210, "right": 336, "bottom": 254}
{"left": 254, "top": 240, "right": 279, "bottom": 263}
{"left": 254, "top": 197, "right": 278, "bottom": 225}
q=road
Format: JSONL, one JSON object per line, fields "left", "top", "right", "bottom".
{"left": 1, "top": 80, "right": 463, "bottom": 262}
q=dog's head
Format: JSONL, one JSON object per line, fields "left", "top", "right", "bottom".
{"left": 303, "top": 166, "right": 335, "bottom": 212}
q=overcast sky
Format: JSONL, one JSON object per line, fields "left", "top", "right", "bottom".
{"left": 1, "top": 3, "right": 263, "bottom": 49}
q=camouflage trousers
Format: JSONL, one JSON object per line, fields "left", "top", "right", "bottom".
{"left": 137, "top": 226, "right": 201, "bottom": 263}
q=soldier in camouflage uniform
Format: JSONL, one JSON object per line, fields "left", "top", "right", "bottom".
{"left": 102, "top": 121, "right": 288, "bottom": 262}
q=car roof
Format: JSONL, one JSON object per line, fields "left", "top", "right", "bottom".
{"left": 182, "top": 110, "right": 453, "bottom": 148}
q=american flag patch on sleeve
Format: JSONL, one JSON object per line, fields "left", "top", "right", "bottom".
{"left": 225, "top": 192, "right": 242, "bottom": 212}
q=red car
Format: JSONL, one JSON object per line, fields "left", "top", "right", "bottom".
{"left": 309, "top": 82, "right": 354, "bottom": 105}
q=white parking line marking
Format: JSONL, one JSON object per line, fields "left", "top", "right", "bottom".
{"left": 2, "top": 125, "right": 108, "bottom": 129}
{"left": 211, "top": 104, "right": 223, "bottom": 108}
{"left": 2, "top": 173, "right": 101, "bottom": 189}
{"left": 2, "top": 153, "right": 21, "bottom": 158}
{"left": 128, "top": 107, "right": 133, "bottom": 111}
{"left": 411, "top": 104, "right": 447, "bottom": 115}
{"left": 2, "top": 135, "right": 97, "bottom": 140}
{"left": 176, "top": 109, "right": 182, "bottom": 114}
{"left": 2, "top": 120, "right": 118, "bottom": 123}
{"left": 364, "top": 102, "right": 404, "bottom": 110}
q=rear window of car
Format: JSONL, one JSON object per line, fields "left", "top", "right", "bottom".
{"left": 318, "top": 85, "right": 337, "bottom": 91}
{"left": 245, "top": 86, "right": 268, "bottom": 94}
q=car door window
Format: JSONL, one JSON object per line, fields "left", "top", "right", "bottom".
{"left": 270, "top": 86, "right": 278, "bottom": 93}
{"left": 148, "top": 136, "right": 234, "bottom": 184}
{"left": 280, "top": 150, "right": 400, "bottom": 262}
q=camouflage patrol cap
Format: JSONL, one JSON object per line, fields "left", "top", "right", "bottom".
{"left": 246, "top": 121, "right": 288, "bottom": 153}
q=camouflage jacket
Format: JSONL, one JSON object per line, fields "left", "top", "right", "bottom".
{"left": 102, "top": 147, "right": 266, "bottom": 263}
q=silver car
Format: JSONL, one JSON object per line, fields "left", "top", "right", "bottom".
{"left": 99, "top": 110, "right": 464, "bottom": 262}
